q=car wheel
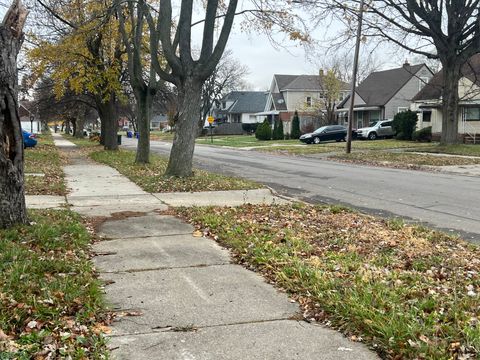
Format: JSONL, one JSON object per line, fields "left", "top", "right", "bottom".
{"left": 313, "top": 137, "right": 320, "bottom": 144}
{"left": 368, "top": 132, "right": 377, "bottom": 140}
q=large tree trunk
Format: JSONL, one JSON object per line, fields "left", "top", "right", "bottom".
{"left": 165, "top": 79, "right": 203, "bottom": 177}
{"left": 441, "top": 62, "right": 462, "bottom": 145}
{"left": 134, "top": 89, "right": 152, "bottom": 164}
{"left": 74, "top": 116, "right": 85, "bottom": 138}
{"left": 0, "top": 0, "right": 28, "bottom": 229}
{"left": 96, "top": 93, "right": 118, "bottom": 150}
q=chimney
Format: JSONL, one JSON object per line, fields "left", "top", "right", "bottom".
{"left": 403, "top": 59, "right": 410, "bottom": 67}
{"left": 319, "top": 69, "right": 324, "bottom": 77}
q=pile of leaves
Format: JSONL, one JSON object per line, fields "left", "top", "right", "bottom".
{"left": 0, "top": 210, "right": 109, "bottom": 359}
{"left": 177, "top": 203, "right": 480, "bottom": 359}
{"left": 90, "top": 149, "right": 261, "bottom": 193}
{"left": 332, "top": 151, "right": 480, "bottom": 169}
{"left": 24, "top": 134, "right": 67, "bottom": 195}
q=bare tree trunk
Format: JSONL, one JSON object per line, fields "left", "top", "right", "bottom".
{"left": 0, "top": 0, "right": 28, "bottom": 229}
{"left": 134, "top": 89, "right": 152, "bottom": 164}
{"left": 96, "top": 94, "right": 118, "bottom": 150}
{"left": 65, "top": 118, "right": 71, "bottom": 134}
{"left": 75, "top": 116, "right": 85, "bottom": 138}
{"left": 441, "top": 63, "right": 461, "bottom": 145}
{"left": 165, "top": 79, "right": 202, "bottom": 177}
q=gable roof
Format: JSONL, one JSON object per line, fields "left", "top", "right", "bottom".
{"left": 356, "top": 63, "right": 426, "bottom": 106}
{"left": 274, "top": 74, "right": 350, "bottom": 92}
{"left": 224, "top": 91, "right": 268, "bottom": 114}
{"left": 271, "top": 93, "right": 287, "bottom": 111}
{"left": 413, "top": 54, "right": 480, "bottom": 101}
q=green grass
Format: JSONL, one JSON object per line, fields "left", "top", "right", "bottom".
{"left": 409, "top": 144, "right": 480, "bottom": 157}
{"left": 149, "top": 131, "right": 175, "bottom": 141}
{"left": 196, "top": 135, "right": 299, "bottom": 148}
{"left": 333, "top": 151, "right": 480, "bottom": 167}
{"left": 63, "top": 134, "right": 102, "bottom": 147}
{"left": 0, "top": 210, "right": 109, "bottom": 359}
{"left": 24, "top": 132, "right": 67, "bottom": 196}
{"left": 90, "top": 149, "right": 262, "bottom": 193}
{"left": 177, "top": 204, "right": 480, "bottom": 359}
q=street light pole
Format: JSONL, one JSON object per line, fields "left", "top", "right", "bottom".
{"left": 346, "top": 0, "right": 365, "bottom": 154}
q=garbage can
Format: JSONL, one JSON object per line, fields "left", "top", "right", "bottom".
{"left": 127, "top": 131, "right": 133, "bottom": 138}
{"left": 136, "top": 132, "right": 139, "bottom": 139}
{"left": 117, "top": 134, "right": 122, "bottom": 145}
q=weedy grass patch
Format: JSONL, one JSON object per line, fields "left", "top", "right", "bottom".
{"left": 90, "top": 149, "right": 261, "bottom": 193}
{"left": 24, "top": 133, "right": 67, "bottom": 196}
{"left": 177, "top": 203, "right": 480, "bottom": 359}
{"left": 0, "top": 210, "right": 109, "bottom": 359}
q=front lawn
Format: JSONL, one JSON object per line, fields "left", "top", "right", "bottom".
{"left": 177, "top": 203, "right": 480, "bottom": 359}
{"left": 24, "top": 132, "right": 67, "bottom": 196}
{"left": 410, "top": 144, "right": 480, "bottom": 157}
{"left": 90, "top": 149, "right": 262, "bottom": 193}
{"left": 0, "top": 210, "right": 109, "bottom": 359}
{"left": 196, "top": 135, "right": 299, "bottom": 148}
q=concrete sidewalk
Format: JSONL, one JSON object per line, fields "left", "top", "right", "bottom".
{"left": 49, "top": 134, "right": 377, "bottom": 359}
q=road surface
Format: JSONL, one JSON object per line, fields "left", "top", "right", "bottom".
{"left": 123, "top": 138, "right": 480, "bottom": 243}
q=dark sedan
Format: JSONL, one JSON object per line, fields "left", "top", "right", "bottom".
{"left": 299, "top": 125, "right": 349, "bottom": 144}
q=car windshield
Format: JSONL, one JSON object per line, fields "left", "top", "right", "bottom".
{"left": 369, "top": 121, "right": 380, "bottom": 127}
{"left": 313, "top": 126, "right": 328, "bottom": 133}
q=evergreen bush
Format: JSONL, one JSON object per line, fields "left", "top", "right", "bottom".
{"left": 255, "top": 119, "right": 272, "bottom": 141}
{"left": 291, "top": 111, "right": 301, "bottom": 139}
{"left": 392, "top": 110, "right": 418, "bottom": 140}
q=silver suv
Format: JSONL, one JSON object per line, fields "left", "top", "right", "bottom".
{"left": 356, "top": 120, "right": 395, "bottom": 140}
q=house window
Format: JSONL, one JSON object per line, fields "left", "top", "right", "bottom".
{"left": 419, "top": 77, "right": 430, "bottom": 91}
{"left": 306, "top": 96, "right": 312, "bottom": 107}
{"left": 356, "top": 111, "right": 364, "bottom": 129}
{"left": 397, "top": 107, "right": 408, "bottom": 113}
{"left": 465, "top": 107, "right": 480, "bottom": 121}
{"left": 370, "top": 110, "right": 381, "bottom": 122}
{"left": 422, "top": 111, "right": 432, "bottom": 122}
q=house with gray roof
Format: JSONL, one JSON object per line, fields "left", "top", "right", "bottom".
{"left": 263, "top": 73, "right": 350, "bottom": 133}
{"left": 337, "top": 62, "right": 433, "bottom": 129}
{"left": 215, "top": 91, "right": 268, "bottom": 124}
{"left": 411, "top": 54, "right": 480, "bottom": 143}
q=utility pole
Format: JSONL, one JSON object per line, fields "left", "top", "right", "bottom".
{"left": 346, "top": 0, "right": 365, "bottom": 154}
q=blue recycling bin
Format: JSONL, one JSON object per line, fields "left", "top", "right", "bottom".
{"left": 127, "top": 131, "right": 133, "bottom": 138}
{"left": 135, "top": 132, "right": 139, "bottom": 139}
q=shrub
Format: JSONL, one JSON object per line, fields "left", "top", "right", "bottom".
{"left": 284, "top": 133, "right": 291, "bottom": 140}
{"left": 392, "top": 110, "right": 418, "bottom": 140}
{"left": 255, "top": 119, "right": 272, "bottom": 141}
{"left": 412, "top": 126, "right": 432, "bottom": 142}
{"left": 242, "top": 123, "right": 259, "bottom": 134}
{"left": 272, "top": 119, "right": 284, "bottom": 140}
{"left": 291, "top": 111, "right": 301, "bottom": 139}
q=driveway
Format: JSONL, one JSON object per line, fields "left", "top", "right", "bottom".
{"left": 122, "top": 138, "right": 480, "bottom": 243}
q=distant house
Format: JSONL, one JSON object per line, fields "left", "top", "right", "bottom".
{"left": 337, "top": 62, "right": 433, "bottom": 129}
{"left": 215, "top": 91, "right": 268, "bottom": 124}
{"left": 262, "top": 73, "right": 350, "bottom": 133}
{"left": 412, "top": 54, "right": 480, "bottom": 143}
{"left": 151, "top": 114, "right": 168, "bottom": 129}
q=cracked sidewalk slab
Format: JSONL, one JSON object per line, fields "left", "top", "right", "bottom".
{"left": 93, "top": 234, "right": 230, "bottom": 272}
{"left": 98, "top": 214, "right": 192, "bottom": 239}
{"left": 101, "top": 264, "right": 298, "bottom": 336}
{"left": 109, "top": 320, "right": 378, "bottom": 360}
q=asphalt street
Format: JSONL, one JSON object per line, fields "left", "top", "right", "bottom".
{"left": 123, "top": 138, "right": 480, "bottom": 243}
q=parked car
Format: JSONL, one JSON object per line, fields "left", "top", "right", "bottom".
{"left": 356, "top": 120, "right": 395, "bottom": 140}
{"left": 22, "top": 130, "right": 37, "bottom": 148}
{"left": 299, "top": 125, "right": 349, "bottom": 144}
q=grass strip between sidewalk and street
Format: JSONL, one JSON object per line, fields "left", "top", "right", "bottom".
{"left": 0, "top": 210, "right": 109, "bottom": 359}
{"left": 177, "top": 203, "right": 480, "bottom": 359}
{"left": 332, "top": 151, "right": 480, "bottom": 168}
{"left": 90, "top": 149, "right": 262, "bottom": 193}
{"left": 24, "top": 133, "right": 67, "bottom": 196}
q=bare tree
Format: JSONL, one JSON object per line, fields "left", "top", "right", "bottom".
{"left": 308, "top": 0, "right": 480, "bottom": 144}
{"left": 0, "top": 0, "right": 28, "bottom": 228}
{"left": 200, "top": 50, "right": 249, "bottom": 130}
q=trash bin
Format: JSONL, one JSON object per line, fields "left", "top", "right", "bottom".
{"left": 136, "top": 132, "right": 139, "bottom": 139}
{"left": 127, "top": 131, "right": 133, "bottom": 138}
{"left": 117, "top": 134, "right": 122, "bottom": 145}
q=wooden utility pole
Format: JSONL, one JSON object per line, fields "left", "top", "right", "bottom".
{"left": 346, "top": 0, "right": 364, "bottom": 154}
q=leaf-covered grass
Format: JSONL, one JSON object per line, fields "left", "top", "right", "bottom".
{"left": 63, "top": 134, "right": 102, "bottom": 148}
{"left": 196, "top": 135, "right": 299, "bottom": 148}
{"left": 90, "top": 149, "right": 262, "bottom": 193}
{"left": 332, "top": 151, "right": 480, "bottom": 168}
{"left": 177, "top": 204, "right": 480, "bottom": 359}
{"left": 149, "top": 131, "right": 175, "bottom": 141}
{"left": 0, "top": 210, "right": 109, "bottom": 359}
{"left": 409, "top": 144, "right": 480, "bottom": 157}
{"left": 24, "top": 133, "right": 67, "bottom": 196}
